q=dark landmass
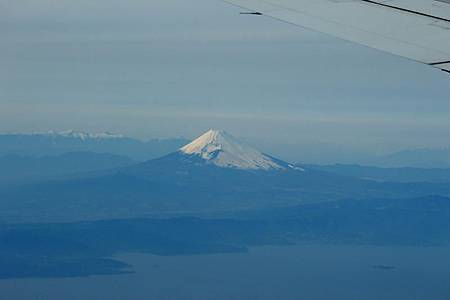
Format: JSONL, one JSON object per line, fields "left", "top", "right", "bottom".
{"left": 2, "top": 152, "right": 450, "bottom": 223}
{"left": 0, "top": 152, "right": 135, "bottom": 185}
{"left": 0, "top": 257, "right": 132, "bottom": 279}
{"left": 1, "top": 195, "right": 449, "bottom": 279}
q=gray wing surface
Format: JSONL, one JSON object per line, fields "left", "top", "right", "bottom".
{"left": 225, "top": 0, "right": 450, "bottom": 73}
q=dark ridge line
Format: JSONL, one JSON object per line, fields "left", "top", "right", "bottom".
{"left": 240, "top": 12, "right": 263, "bottom": 15}
{"left": 429, "top": 60, "right": 450, "bottom": 66}
{"left": 360, "top": 0, "right": 450, "bottom": 23}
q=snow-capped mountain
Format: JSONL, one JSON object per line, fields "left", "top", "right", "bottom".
{"left": 179, "top": 130, "right": 287, "bottom": 170}
{"left": 30, "top": 130, "right": 125, "bottom": 140}
{"left": 0, "top": 131, "right": 188, "bottom": 160}
{"left": 3, "top": 129, "right": 449, "bottom": 222}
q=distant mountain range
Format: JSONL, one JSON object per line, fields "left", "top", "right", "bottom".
{"left": 0, "top": 130, "right": 188, "bottom": 161}
{"left": 1, "top": 129, "right": 449, "bottom": 223}
{"left": 1, "top": 130, "right": 449, "bottom": 167}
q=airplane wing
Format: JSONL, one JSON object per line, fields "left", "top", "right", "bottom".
{"left": 224, "top": 0, "right": 450, "bottom": 73}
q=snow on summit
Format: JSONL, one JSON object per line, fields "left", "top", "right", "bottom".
{"left": 21, "top": 130, "right": 125, "bottom": 140}
{"left": 180, "top": 129, "right": 285, "bottom": 170}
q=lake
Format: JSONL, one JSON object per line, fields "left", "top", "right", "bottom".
{"left": 1, "top": 245, "right": 449, "bottom": 300}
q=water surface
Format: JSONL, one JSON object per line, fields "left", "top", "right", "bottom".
{"left": 1, "top": 245, "right": 449, "bottom": 300}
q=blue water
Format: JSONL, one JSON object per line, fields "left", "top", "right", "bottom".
{"left": 1, "top": 245, "right": 449, "bottom": 300}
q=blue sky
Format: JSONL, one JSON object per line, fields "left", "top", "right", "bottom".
{"left": 1, "top": 0, "right": 449, "bottom": 161}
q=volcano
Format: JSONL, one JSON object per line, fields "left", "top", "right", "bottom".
{"left": 178, "top": 129, "right": 294, "bottom": 170}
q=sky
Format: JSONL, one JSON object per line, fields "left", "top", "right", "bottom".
{"left": 1, "top": 0, "right": 449, "bottom": 162}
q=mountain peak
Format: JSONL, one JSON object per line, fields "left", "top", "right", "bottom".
{"left": 179, "top": 129, "right": 285, "bottom": 170}
{"left": 20, "top": 130, "right": 125, "bottom": 140}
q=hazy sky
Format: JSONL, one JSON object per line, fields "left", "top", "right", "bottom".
{"left": 1, "top": 0, "right": 449, "bottom": 158}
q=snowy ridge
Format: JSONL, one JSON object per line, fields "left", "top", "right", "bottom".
{"left": 180, "top": 129, "right": 285, "bottom": 170}
{"left": 11, "top": 130, "right": 125, "bottom": 140}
